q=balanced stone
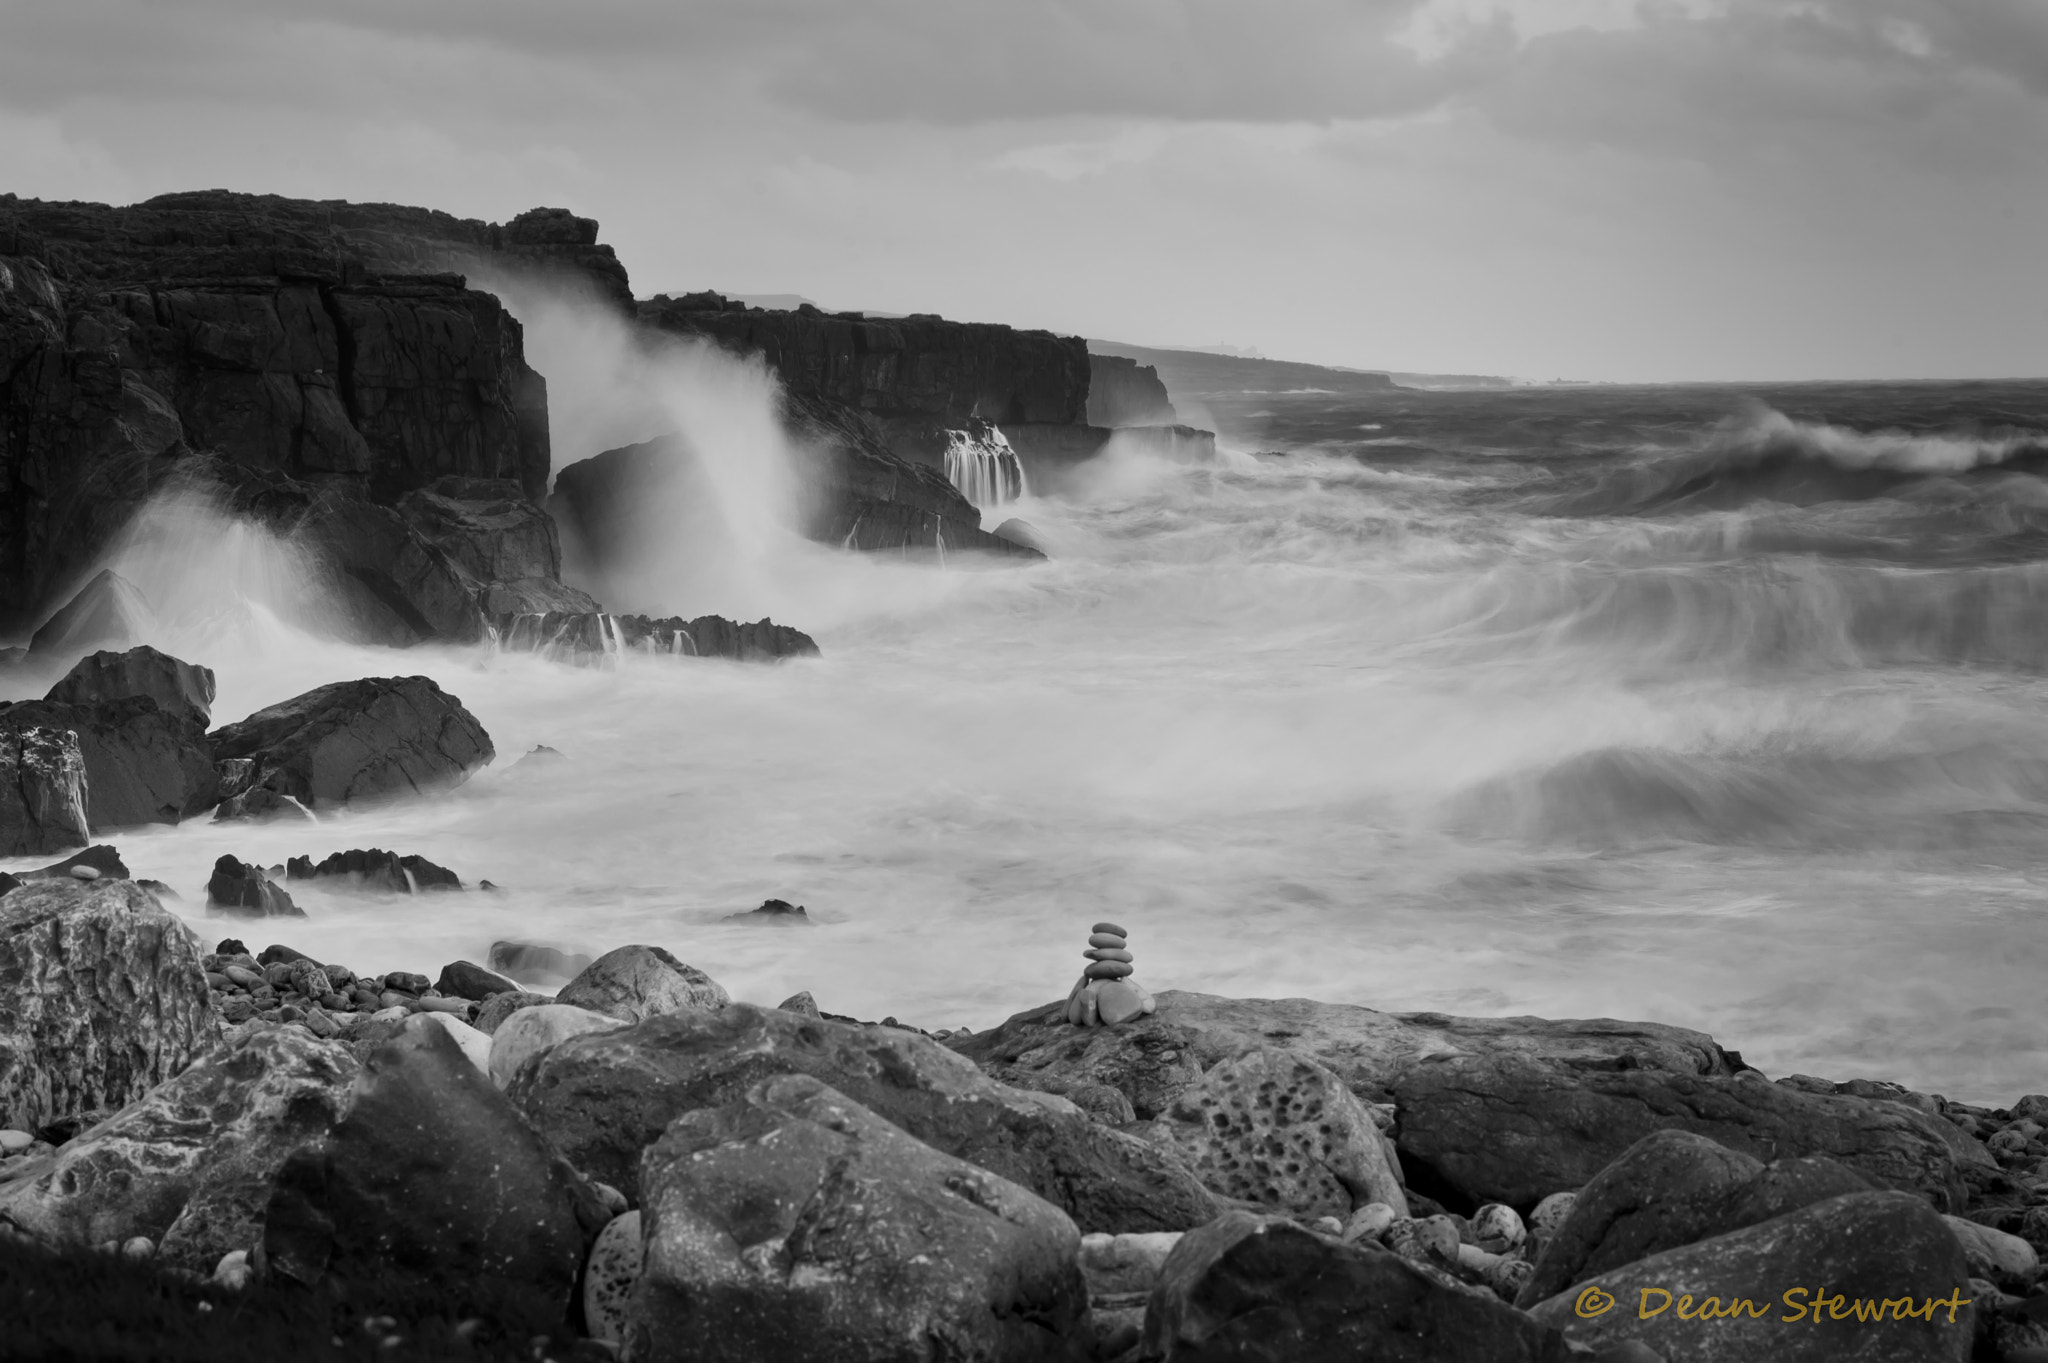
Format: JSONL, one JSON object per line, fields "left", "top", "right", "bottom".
{"left": 1088, "top": 932, "right": 1126, "bottom": 949}
{"left": 1085, "top": 948, "right": 1134, "bottom": 963}
{"left": 1085, "top": 960, "right": 1134, "bottom": 980}
{"left": 1092, "top": 921, "right": 1128, "bottom": 936}
{"left": 1095, "top": 980, "right": 1148, "bottom": 1026}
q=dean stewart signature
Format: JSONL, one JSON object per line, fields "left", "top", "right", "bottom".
{"left": 1573, "top": 1283, "right": 1973, "bottom": 1324}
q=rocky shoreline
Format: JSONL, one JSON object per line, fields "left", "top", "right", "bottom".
{"left": 4, "top": 848, "right": 2048, "bottom": 1360}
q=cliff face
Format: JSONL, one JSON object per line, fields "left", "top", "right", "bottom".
{"left": 0, "top": 192, "right": 603, "bottom": 639}
{"left": 1085, "top": 354, "right": 1177, "bottom": 427}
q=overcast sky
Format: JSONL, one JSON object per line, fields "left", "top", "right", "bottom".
{"left": 2, "top": 0, "right": 2044, "bottom": 381}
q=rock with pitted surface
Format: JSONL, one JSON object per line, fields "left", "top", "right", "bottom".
{"left": 204, "top": 856, "right": 303, "bottom": 919}
{"left": 1150, "top": 1047, "right": 1407, "bottom": 1220}
{"left": 1526, "top": 1191, "right": 1976, "bottom": 1363}
{"left": 949, "top": 991, "right": 1989, "bottom": 1212}
{"left": 554, "top": 944, "right": 729, "bottom": 1023}
{"left": 262, "top": 1016, "right": 602, "bottom": 1334}
{"left": 1515, "top": 1129, "right": 1876, "bottom": 1306}
{"left": 0, "top": 878, "right": 220, "bottom": 1133}
{"left": 0, "top": 724, "right": 90, "bottom": 856}
{"left": 1142, "top": 1210, "right": 1570, "bottom": 1363}
{"left": 207, "top": 675, "right": 493, "bottom": 813}
{"left": 509, "top": 1002, "right": 1220, "bottom": 1233}
{"left": 1, "top": 695, "right": 217, "bottom": 829}
{"left": 0, "top": 1027, "right": 357, "bottom": 1271}
{"left": 44, "top": 645, "right": 216, "bottom": 727}
{"left": 627, "top": 1072, "right": 1091, "bottom": 1363}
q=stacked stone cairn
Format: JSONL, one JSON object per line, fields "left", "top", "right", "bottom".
{"left": 1063, "top": 920, "right": 1156, "bottom": 1027}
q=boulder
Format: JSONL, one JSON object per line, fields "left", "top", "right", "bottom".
{"left": 395, "top": 478, "right": 601, "bottom": 619}
{"left": 554, "top": 944, "right": 730, "bottom": 1022}
{"left": 0, "top": 724, "right": 90, "bottom": 856}
{"left": 263, "top": 1016, "right": 600, "bottom": 1334}
{"left": 43, "top": 645, "right": 216, "bottom": 727}
{"left": 487, "top": 938, "right": 592, "bottom": 985}
{"left": 1, "top": 696, "right": 217, "bottom": 829}
{"left": 25, "top": 570, "right": 152, "bottom": 660}
{"left": 1526, "top": 1191, "right": 1976, "bottom": 1362}
{"left": 433, "top": 959, "right": 515, "bottom": 1001}
{"left": 1141, "top": 1210, "right": 1570, "bottom": 1363}
{"left": 509, "top": 1002, "right": 1222, "bottom": 1232}
{"left": 204, "top": 856, "right": 303, "bottom": 918}
{"left": 473, "top": 990, "right": 553, "bottom": 1035}
{"left": 0, "top": 879, "right": 221, "bottom": 1133}
{"left": 627, "top": 1072, "right": 1091, "bottom": 1363}
{"left": 285, "top": 847, "right": 462, "bottom": 893}
{"left": 487, "top": 1004, "right": 627, "bottom": 1091}
{"left": 1518, "top": 1130, "right": 1875, "bottom": 1306}
{"left": 950, "top": 992, "right": 1988, "bottom": 1211}
{"left": 206, "top": 675, "right": 493, "bottom": 811}
{"left": 1150, "top": 1047, "right": 1407, "bottom": 1220}
{"left": 0, "top": 1027, "right": 357, "bottom": 1271}
{"left": 413, "top": 1012, "right": 493, "bottom": 1077}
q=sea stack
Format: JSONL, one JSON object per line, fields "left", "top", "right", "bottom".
{"left": 1063, "top": 920, "right": 1156, "bottom": 1027}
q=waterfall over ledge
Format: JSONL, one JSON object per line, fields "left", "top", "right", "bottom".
{"left": 943, "top": 419, "right": 1029, "bottom": 509}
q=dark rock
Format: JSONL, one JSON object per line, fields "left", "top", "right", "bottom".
{"left": 627, "top": 1072, "right": 1091, "bottom": 1363}
{"left": 210, "top": 783, "right": 313, "bottom": 823}
{"left": 434, "top": 960, "right": 516, "bottom": 1001}
{"left": 257, "top": 942, "right": 313, "bottom": 966}
{"left": 43, "top": 644, "right": 216, "bottom": 727}
{"left": 0, "top": 724, "right": 89, "bottom": 856}
{"left": 207, "top": 675, "right": 493, "bottom": 812}
{"left": 724, "top": 897, "right": 810, "bottom": 924}
{"left": 204, "top": 856, "right": 304, "bottom": 918}
{"left": 950, "top": 992, "right": 1988, "bottom": 1213}
{"left": 1142, "top": 1210, "right": 1570, "bottom": 1362}
{"left": 24, "top": 569, "right": 153, "bottom": 660}
{"left": 554, "top": 944, "right": 729, "bottom": 1022}
{"left": 1525, "top": 1191, "right": 1977, "bottom": 1362}
{"left": 0, "top": 878, "right": 221, "bottom": 1133}
{"left": 1087, "top": 353, "right": 1178, "bottom": 427}
{"left": 0, "top": 871, "right": 20, "bottom": 897}
{"left": 24, "top": 844, "right": 129, "bottom": 880}
{"left": 509, "top": 1002, "right": 1223, "bottom": 1232}
{"left": 488, "top": 938, "right": 592, "bottom": 984}
{"left": 396, "top": 477, "right": 600, "bottom": 619}
{"left": 491, "top": 606, "right": 820, "bottom": 665}
{"left": 0, "top": 1026, "right": 357, "bottom": 1271}
{"left": 283, "top": 847, "right": 462, "bottom": 892}
{"left": 214, "top": 937, "right": 248, "bottom": 955}
{"left": 1517, "top": 1130, "right": 1877, "bottom": 1305}
{"left": 1, "top": 694, "right": 218, "bottom": 829}
{"left": 263, "top": 1016, "right": 601, "bottom": 1334}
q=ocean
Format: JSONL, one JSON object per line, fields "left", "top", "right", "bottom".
{"left": 10, "top": 321, "right": 2048, "bottom": 1105}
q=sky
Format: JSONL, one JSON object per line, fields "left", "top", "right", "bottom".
{"left": 1, "top": 0, "right": 2044, "bottom": 382}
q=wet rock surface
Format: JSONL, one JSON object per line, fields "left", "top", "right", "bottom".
{"left": 0, "top": 723, "right": 90, "bottom": 856}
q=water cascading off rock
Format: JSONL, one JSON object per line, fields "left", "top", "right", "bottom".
{"left": 942, "top": 419, "right": 1029, "bottom": 509}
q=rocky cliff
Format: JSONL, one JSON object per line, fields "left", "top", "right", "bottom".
{"left": 1086, "top": 354, "right": 1177, "bottom": 427}
{"left": 0, "top": 192, "right": 612, "bottom": 641}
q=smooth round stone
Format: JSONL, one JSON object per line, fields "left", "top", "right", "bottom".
{"left": 121, "top": 1236, "right": 154, "bottom": 1260}
{"left": 212, "top": 1249, "right": 252, "bottom": 1290}
{"left": 0, "top": 1129, "right": 33, "bottom": 1154}
{"left": 1094, "top": 980, "right": 1148, "bottom": 1025}
{"left": 1342, "top": 1202, "right": 1397, "bottom": 1244}
{"left": 1084, "top": 960, "right": 1134, "bottom": 981}
{"left": 584, "top": 1210, "right": 642, "bottom": 1345}
{"left": 1087, "top": 932, "right": 1127, "bottom": 949}
{"left": 1084, "top": 947, "right": 1134, "bottom": 963}
{"left": 1470, "top": 1203, "right": 1526, "bottom": 1253}
{"left": 69, "top": 865, "right": 100, "bottom": 881}
{"left": 414, "top": 995, "right": 472, "bottom": 1015}
{"left": 1529, "top": 1190, "right": 1577, "bottom": 1235}
{"left": 1091, "top": 921, "right": 1128, "bottom": 937}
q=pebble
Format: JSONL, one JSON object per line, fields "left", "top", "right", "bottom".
{"left": 303, "top": 1008, "right": 339, "bottom": 1039}
{"left": 1091, "top": 921, "right": 1128, "bottom": 936}
{"left": 212, "top": 1249, "right": 252, "bottom": 1290}
{"left": 223, "top": 965, "right": 264, "bottom": 988}
{"left": 1384, "top": 1215, "right": 1462, "bottom": 1266}
{"left": 1529, "top": 1190, "right": 1578, "bottom": 1235}
{"left": 371, "top": 1005, "right": 409, "bottom": 1022}
{"left": 69, "top": 865, "right": 100, "bottom": 881}
{"left": 1342, "top": 1202, "right": 1397, "bottom": 1244}
{"left": 0, "top": 1129, "right": 32, "bottom": 1155}
{"left": 1084, "top": 948, "right": 1134, "bottom": 963}
{"left": 1310, "top": 1216, "right": 1343, "bottom": 1237}
{"left": 1084, "top": 960, "right": 1134, "bottom": 980}
{"left": 1470, "top": 1203, "right": 1526, "bottom": 1253}
{"left": 204, "top": 971, "right": 231, "bottom": 990}
{"left": 1087, "top": 932, "right": 1126, "bottom": 949}
{"left": 121, "top": 1236, "right": 154, "bottom": 1260}
{"left": 414, "top": 995, "right": 472, "bottom": 1015}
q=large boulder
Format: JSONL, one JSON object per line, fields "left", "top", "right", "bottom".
{"left": 1517, "top": 1129, "right": 1875, "bottom": 1306}
{"left": 951, "top": 992, "right": 1989, "bottom": 1212}
{"left": 0, "top": 696, "right": 217, "bottom": 829}
{"left": 0, "top": 879, "right": 221, "bottom": 1132}
{"left": 628, "top": 1072, "right": 1091, "bottom": 1363}
{"left": 1525, "top": 1191, "right": 1976, "bottom": 1362}
{"left": 554, "top": 944, "right": 730, "bottom": 1022}
{"left": 263, "top": 1016, "right": 601, "bottom": 1334}
{"left": 207, "top": 675, "right": 493, "bottom": 812}
{"left": 43, "top": 645, "right": 216, "bottom": 727}
{"left": 0, "top": 1027, "right": 357, "bottom": 1271}
{"left": 1141, "top": 1210, "right": 1570, "bottom": 1363}
{"left": 1148, "top": 1047, "right": 1406, "bottom": 1220}
{"left": 395, "top": 477, "right": 600, "bottom": 618}
{"left": 487, "top": 1004, "right": 626, "bottom": 1090}
{"left": 510, "top": 1003, "right": 1222, "bottom": 1232}
{"left": 0, "top": 724, "right": 90, "bottom": 856}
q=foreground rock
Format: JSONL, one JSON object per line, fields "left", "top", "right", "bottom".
{"left": 554, "top": 944, "right": 730, "bottom": 1022}
{"left": 1, "top": 695, "right": 218, "bottom": 830}
{"left": 1526, "top": 1191, "right": 1976, "bottom": 1362}
{"left": 1143, "top": 1210, "right": 1569, "bottom": 1362}
{"left": 630, "top": 1072, "right": 1090, "bottom": 1362}
{"left": 0, "top": 725, "right": 90, "bottom": 855}
{"left": 208, "top": 675, "right": 493, "bottom": 815}
{"left": 0, "top": 879, "right": 220, "bottom": 1132}
{"left": 952, "top": 991, "right": 1988, "bottom": 1211}
{"left": 0, "top": 1027, "right": 357, "bottom": 1270}
{"left": 264, "top": 1016, "right": 601, "bottom": 1334}
{"left": 511, "top": 1002, "right": 1222, "bottom": 1232}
